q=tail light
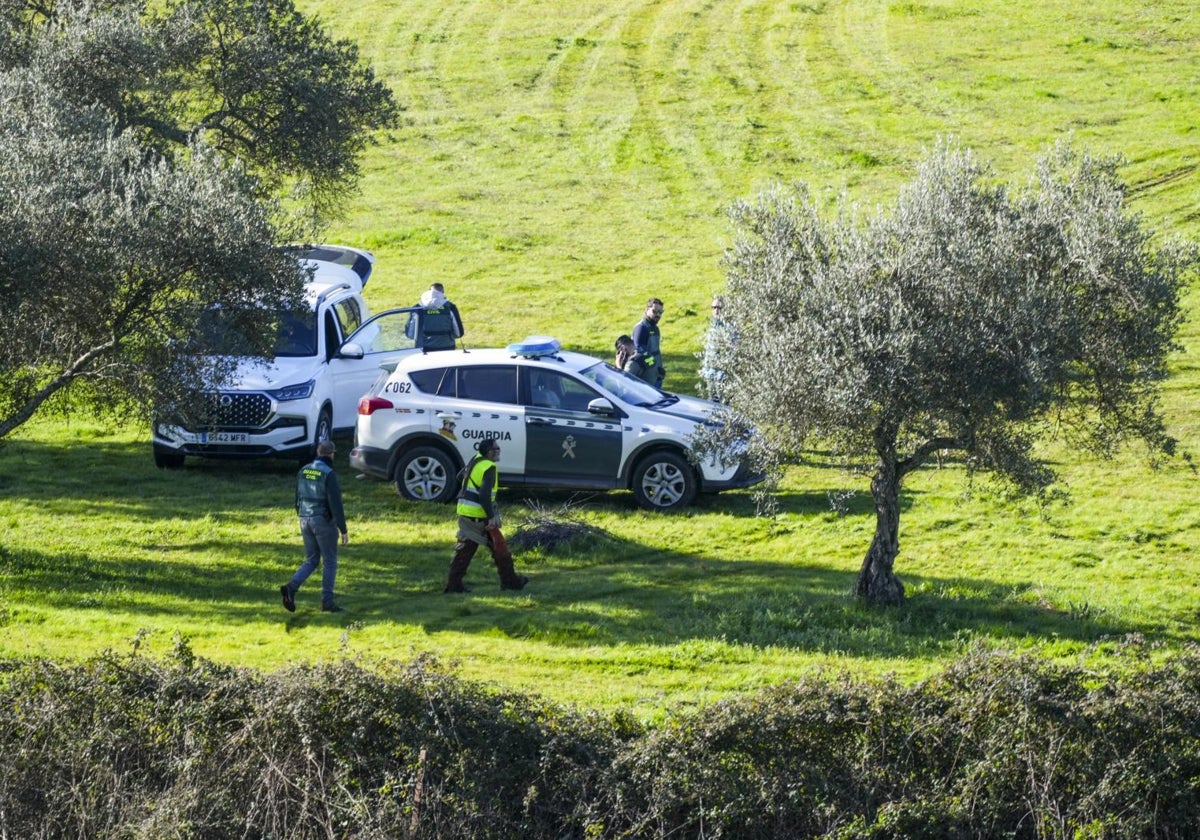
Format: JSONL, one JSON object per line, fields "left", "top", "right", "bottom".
{"left": 358, "top": 396, "right": 393, "bottom": 415}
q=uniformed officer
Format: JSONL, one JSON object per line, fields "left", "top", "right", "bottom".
{"left": 631, "top": 297, "right": 665, "bottom": 386}
{"left": 418, "top": 282, "right": 464, "bottom": 351}
{"left": 280, "top": 439, "right": 349, "bottom": 613}
{"left": 444, "top": 437, "right": 528, "bottom": 593}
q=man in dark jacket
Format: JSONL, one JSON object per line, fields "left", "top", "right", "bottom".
{"left": 614, "top": 334, "right": 647, "bottom": 380}
{"left": 418, "top": 283, "right": 464, "bottom": 351}
{"left": 280, "top": 439, "right": 349, "bottom": 613}
{"left": 631, "top": 297, "right": 665, "bottom": 386}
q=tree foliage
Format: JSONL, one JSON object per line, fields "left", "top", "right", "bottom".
{"left": 1, "top": 0, "right": 398, "bottom": 216}
{"left": 715, "top": 141, "right": 1195, "bottom": 605}
{"left": 0, "top": 72, "right": 307, "bottom": 437}
{"left": 0, "top": 0, "right": 396, "bottom": 438}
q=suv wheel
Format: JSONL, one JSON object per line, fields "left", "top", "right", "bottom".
{"left": 314, "top": 406, "right": 333, "bottom": 450}
{"left": 153, "top": 446, "right": 185, "bottom": 469}
{"left": 632, "top": 451, "right": 696, "bottom": 510}
{"left": 300, "top": 406, "right": 334, "bottom": 464}
{"left": 394, "top": 446, "right": 457, "bottom": 503}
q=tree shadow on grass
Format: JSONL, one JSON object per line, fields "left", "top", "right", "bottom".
{"left": 3, "top": 525, "right": 1149, "bottom": 663}
{"left": 402, "top": 555, "right": 1145, "bottom": 662}
{"left": 0, "top": 435, "right": 1154, "bottom": 664}
{"left": 0, "top": 432, "right": 379, "bottom": 519}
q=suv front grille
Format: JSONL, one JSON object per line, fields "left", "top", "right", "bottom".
{"left": 209, "top": 392, "right": 272, "bottom": 427}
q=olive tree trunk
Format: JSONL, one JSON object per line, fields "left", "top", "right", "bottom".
{"left": 854, "top": 426, "right": 906, "bottom": 606}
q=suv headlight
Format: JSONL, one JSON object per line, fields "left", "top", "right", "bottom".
{"left": 269, "top": 379, "right": 315, "bottom": 401}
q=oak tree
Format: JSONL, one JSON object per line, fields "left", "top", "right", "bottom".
{"left": 0, "top": 74, "right": 307, "bottom": 438}
{"left": 2, "top": 0, "right": 397, "bottom": 216}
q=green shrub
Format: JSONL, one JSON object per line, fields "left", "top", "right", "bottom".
{"left": 1, "top": 642, "right": 1198, "bottom": 838}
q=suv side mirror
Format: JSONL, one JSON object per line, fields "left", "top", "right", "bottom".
{"left": 587, "top": 398, "right": 616, "bottom": 416}
{"left": 337, "top": 342, "right": 365, "bottom": 360}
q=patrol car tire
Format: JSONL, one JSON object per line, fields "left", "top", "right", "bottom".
{"left": 631, "top": 451, "right": 696, "bottom": 511}
{"left": 394, "top": 446, "right": 456, "bottom": 504}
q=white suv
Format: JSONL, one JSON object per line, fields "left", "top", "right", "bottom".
{"left": 152, "top": 245, "right": 431, "bottom": 467}
{"left": 348, "top": 337, "right": 761, "bottom": 510}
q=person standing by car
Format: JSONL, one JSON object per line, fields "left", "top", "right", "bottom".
{"left": 614, "top": 334, "right": 647, "bottom": 380}
{"left": 699, "top": 294, "right": 738, "bottom": 402}
{"left": 632, "top": 297, "right": 665, "bottom": 387}
{"left": 280, "top": 439, "right": 348, "bottom": 613}
{"left": 417, "top": 282, "right": 464, "bottom": 351}
{"left": 445, "top": 437, "right": 528, "bottom": 593}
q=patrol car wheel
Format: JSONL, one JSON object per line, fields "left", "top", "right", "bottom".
{"left": 632, "top": 451, "right": 696, "bottom": 510}
{"left": 395, "top": 446, "right": 456, "bottom": 503}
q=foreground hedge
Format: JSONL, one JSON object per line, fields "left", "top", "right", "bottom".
{"left": 1, "top": 639, "right": 1198, "bottom": 838}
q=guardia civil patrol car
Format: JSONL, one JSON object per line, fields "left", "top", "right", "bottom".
{"left": 348, "top": 337, "right": 761, "bottom": 510}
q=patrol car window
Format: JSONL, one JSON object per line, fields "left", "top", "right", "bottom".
{"left": 408, "top": 367, "right": 448, "bottom": 394}
{"left": 455, "top": 365, "right": 517, "bottom": 404}
{"left": 524, "top": 369, "right": 599, "bottom": 412}
{"left": 579, "top": 361, "right": 665, "bottom": 405}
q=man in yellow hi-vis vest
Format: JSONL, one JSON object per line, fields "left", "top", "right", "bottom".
{"left": 444, "top": 437, "right": 529, "bottom": 593}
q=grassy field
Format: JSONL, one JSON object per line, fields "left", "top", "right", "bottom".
{"left": 3, "top": 0, "right": 1200, "bottom": 716}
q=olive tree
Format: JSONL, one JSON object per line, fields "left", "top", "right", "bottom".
{"left": 0, "top": 74, "right": 307, "bottom": 439}
{"left": 715, "top": 142, "right": 1194, "bottom": 606}
{"left": 0, "top": 0, "right": 396, "bottom": 438}
{"left": 2, "top": 0, "right": 397, "bottom": 217}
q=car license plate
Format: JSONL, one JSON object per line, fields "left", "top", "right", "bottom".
{"left": 201, "top": 432, "right": 249, "bottom": 443}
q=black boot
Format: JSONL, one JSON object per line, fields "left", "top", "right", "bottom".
{"left": 444, "top": 542, "right": 475, "bottom": 593}
{"left": 500, "top": 574, "right": 529, "bottom": 591}
{"left": 494, "top": 552, "right": 528, "bottom": 590}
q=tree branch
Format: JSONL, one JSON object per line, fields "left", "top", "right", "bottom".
{"left": 0, "top": 337, "right": 118, "bottom": 440}
{"left": 898, "top": 435, "right": 964, "bottom": 478}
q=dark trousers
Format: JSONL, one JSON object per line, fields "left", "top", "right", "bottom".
{"left": 445, "top": 531, "right": 519, "bottom": 591}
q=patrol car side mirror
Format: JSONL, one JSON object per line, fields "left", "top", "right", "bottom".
{"left": 337, "top": 342, "right": 365, "bottom": 360}
{"left": 587, "top": 398, "right": 616, "bottom": 416}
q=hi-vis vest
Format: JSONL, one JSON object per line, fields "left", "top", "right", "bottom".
{"left": 296, "top": 460, "right": 333, "bottom": 518}
{"left": 456, "top": 457, "right": 497, "bottom": 518}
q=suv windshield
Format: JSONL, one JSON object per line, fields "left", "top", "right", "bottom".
{"left": 578, "top": 361, "right": 668, "bottom": 406}
{"left": 193, "top": 308, "right": 317, "bottom": 358}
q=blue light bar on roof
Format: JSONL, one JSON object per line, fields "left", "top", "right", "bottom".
{"left": 508, "top": 335, "right": 562, "bottom": 357}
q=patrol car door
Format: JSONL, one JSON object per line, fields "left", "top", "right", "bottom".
{"left": 440, "top": 364, "right": 526, "bottom": 473}
{"left": 329, "top": 308, "right": 422, "bottom": 429}
{"left": 522, "top": 368, "right": 622, "bottom": 486}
